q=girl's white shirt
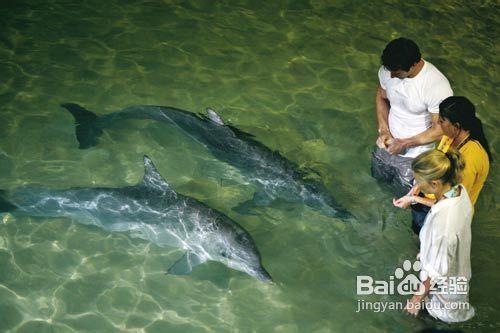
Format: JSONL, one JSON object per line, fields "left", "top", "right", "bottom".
{"left": 419, "top": 184, "right": 475, "bottom": 323}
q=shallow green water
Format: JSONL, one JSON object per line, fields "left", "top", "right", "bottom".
{"left": 0, "top": 1, "right": 498, "bottom": 332}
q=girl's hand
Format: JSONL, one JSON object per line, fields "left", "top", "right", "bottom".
{"left": 393, "top": 196, "right": 412, "bottom": 209}
{"left": 404, "top": 295, "right": 423, "bottom": 316}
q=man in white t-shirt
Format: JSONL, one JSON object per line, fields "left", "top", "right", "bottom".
{"left": 371, "top": 38, "right": 453, "bottom": 194}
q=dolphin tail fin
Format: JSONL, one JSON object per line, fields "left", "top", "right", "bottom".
{"left": 0, "top": 190, "right": 16, "bottom": 212}
{"left": 61, "top": 103, "right": 103, "bottom": 149}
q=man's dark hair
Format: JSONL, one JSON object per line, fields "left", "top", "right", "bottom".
{"left": 381, "top": 38, "right": 421, "bottom": 72}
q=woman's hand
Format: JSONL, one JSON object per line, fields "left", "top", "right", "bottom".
{"left": 393, "top": 196, "right": 412, "bottom": 209}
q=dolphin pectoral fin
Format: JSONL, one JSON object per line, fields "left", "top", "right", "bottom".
{"left": 252, "top": 191, "right": 273, "bottom": 206}
{"left": 61, "top": 103, "right": 103, "bottom": 149}
{"left": 167, "top": 252, "right": 205, "bottom": 275}
{"left": 232, "top": 192, "right": 274, "bottom": 215}
{"left": 232, "top": 199, "right": 259, "bottom": 215}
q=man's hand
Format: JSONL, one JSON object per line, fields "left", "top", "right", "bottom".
{"left": 387, "top": 138, "right": 409, "bottom": 155}
{"left": 376, "top": 130, "right": 393, "bottom": 149}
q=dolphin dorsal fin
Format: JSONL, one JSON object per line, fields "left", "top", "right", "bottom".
{"left": 205, "top": 108, "right": 225, "bottom": 125}
{"left": 142, "top": 155, "right": 173, "bottom": 192}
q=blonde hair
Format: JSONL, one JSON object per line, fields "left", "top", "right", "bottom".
{"left": 411, "top": 149, "right": 465, "bottom": 186}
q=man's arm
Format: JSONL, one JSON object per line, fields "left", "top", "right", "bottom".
{"left": 387, "top": 113, "right": 443, "bottom": 155}
{"left": 375, "top": 84, "right": 393, "bottom": 148}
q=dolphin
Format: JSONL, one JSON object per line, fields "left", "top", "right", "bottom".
{"left": 0, "top": 156, "right": 272, "bottom": 282}
{"left": 61, "top": 103, "right": 354, "bottom": 220}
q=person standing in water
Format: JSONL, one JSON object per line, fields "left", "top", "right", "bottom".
{"left": 404, "top": 149, "right": 475, "bottom": 323}
{"left": 372, "top": 37, "right": 453, "bottom": 195}
{"left": 393, "top": 96, "right": 492, "bottom": 233}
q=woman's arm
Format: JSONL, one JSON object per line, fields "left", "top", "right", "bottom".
{"left": 387, "top": 114, "right": 442, "bottom": 155}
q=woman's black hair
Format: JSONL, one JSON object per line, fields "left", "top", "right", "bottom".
{"left": 439, "top": 96, "right": 493, "bottom": 161}
{"left": 381, "top": 38, "right": 421, "bottom": 72}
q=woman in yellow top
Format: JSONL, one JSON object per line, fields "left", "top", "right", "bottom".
{"left": 393, "top": 96, "right": 492, "bottom": 233}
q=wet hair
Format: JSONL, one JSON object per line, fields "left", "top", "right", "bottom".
{"left": 412, "top": 149, "right": 465, "bottom": 186}
{"left": 381, "top": 38, "right": 421, "bottom": 72}
{"left": 439, "top": 96, "right": 493, "bottom": 161}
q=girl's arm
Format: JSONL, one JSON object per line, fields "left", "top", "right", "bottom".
{"left": 411, "top": 195, "right": 436, "bottom": 208}
{"left": 392, "top": 194, "right": 436, "bottom": 209}
{"left": 404, "top": 278, "right": 431, "bottom": 316}
{"left": 393, "top": 185, "right": 436, "bottom": 209}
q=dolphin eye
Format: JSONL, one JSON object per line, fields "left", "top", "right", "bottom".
{"left": 221, "top": 251, "right": 231, "bottom": 259}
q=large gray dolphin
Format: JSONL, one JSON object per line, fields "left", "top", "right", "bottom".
{"left": 62, "top": 103, "right": 354, "bottom": 220}
{"left": 0, "top": 156, "right": 272, "bottom": 282}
